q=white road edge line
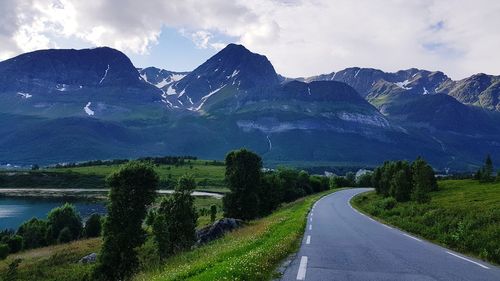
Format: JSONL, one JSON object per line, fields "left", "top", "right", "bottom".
{"left": 402, "top": 233, "right": 422, "bottom": 242}
{"left": 306, "top": 235, "right": 311, "bottom": 244}
{"left": 382, "top": 224, "right": 393, "bottom": 230}
{"left": 446, "top": 251, "right": 490, "bottom": 269}
{"left": 297, "top": 256, "right": 308, "bottom": 280}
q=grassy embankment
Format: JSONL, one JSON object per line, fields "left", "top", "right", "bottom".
{"left": 0, "top": 160, "right": 227, "bottom": 192}
{"left": 0, "top": 196, "right": 223, "bottom": 281}
{"left": 0, "top": 189, "right": 337, "bottom": 281}
{"left": 352, "top": 179, "right": 500, "bottom": 264}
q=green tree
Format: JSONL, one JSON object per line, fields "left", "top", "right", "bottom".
{"left": 278, "top": 168, "right": 304, "bottom": 202}
{"left": 46, "top": 203, "right": 83, "bottom": 244}
{"left": 345, "top": 172, "right": 356, "bottom": 187}
{"left": 84, "top": 214, "right": 102, "bottom": 238}
{"left": 480, "top": 155, "right": 494, "bottom": 182}
{"left": 57, "top": 227, "right": 73, "bottom": 243}
{"left": 258, "top": 173, "right": 284, "bottom": 216}
{"left": 357, "top": 172, "right": 373, "bottom": 187}
{"left": 210, "top": 205, "right": 217, "bottom": 223}
{"left": 390, "top": 167, "right": 413, "bottom": 202}
{"left": 94, "top": 161, "right": 159, "bottom": 281}
{"left": 17, "top": 218, "right": 47, "bottom": 249}
{"left": 2, "top": 235, "right": 23, "bottom": 254}
{"left": 223, "top": 149, "right": 262, "bottom": 220}
{"left": 153, "top": 175, "right": 198, "bottom": 259}
{"left": 0, "top": 243, "right": 8, "bottom": 260}
{"left": 411, "top": 158, "right": 436, "bottom": 203}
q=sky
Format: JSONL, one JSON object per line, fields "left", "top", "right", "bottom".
{"left": 1, "top": 0, "right": 500, "bottom": 79}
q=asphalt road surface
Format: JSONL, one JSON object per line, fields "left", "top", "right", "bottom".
{"left": 281, "top": 188, "right": 500, "bottom": 281}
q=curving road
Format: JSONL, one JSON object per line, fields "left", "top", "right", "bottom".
{"left": 281, "top": 188, "right": 500, "bottom": 281}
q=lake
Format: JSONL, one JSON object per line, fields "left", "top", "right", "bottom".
{"left": 0, "top": 196, "right": 107, "bottom": 231}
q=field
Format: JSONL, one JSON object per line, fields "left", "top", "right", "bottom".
{"left": 0, "top": 160, "right": 227, "bottom": 192}
{"left": 0, "top": 189, "right": 336, "bottom": 281}
{"left": 352, "top": 179, "right": 500, "bottom": 264}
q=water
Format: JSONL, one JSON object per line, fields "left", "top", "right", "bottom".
{"left": 0, "top": 196, "right": 106, "bottom": 231}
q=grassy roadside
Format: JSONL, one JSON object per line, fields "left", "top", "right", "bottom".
{"left": 133, "top": 189, "right": 339, "bottom": 281}
{"left": 351, "top": 180, "right": 500, "bottom": 265}
{"left": 1, "top": 190, "right": 337, "bottom": 281}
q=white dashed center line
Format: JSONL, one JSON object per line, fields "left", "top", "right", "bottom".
{"left": 306, "top": 235, "right": 311, "bottom": 244}
{"left": 296, "top": 256, "right": 308, "bottom": 280}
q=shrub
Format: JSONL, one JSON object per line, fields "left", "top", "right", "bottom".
{"left": 375, "top": 197, "right": 397, "bottom": 210}
{"left": 46, "top": 203, "right": 83, "bottom": 244}
{"left": 210, "top": 205, "right": 217, "bottom": 223}
{"left": 57, "top": 227, "right": 73, "bottom": 244}
{"left": 17, "top": 218, "right": 48, "bottom": 249}
{"left": 0, "top": 243, "right": 9, "bottom": 260}
{"left": 2, "top": 235, "right": 23, "bottom": 253}
{"left": 84, "top": 213, "right": 102, "bottom": 238}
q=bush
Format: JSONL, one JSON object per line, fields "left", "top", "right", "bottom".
{"left": 2, "top": 235, "right": 23, "bottom": 253}
{"left": 0, "top": 243, "right": 9, "bottom": 260}
{"left": 356, "top": 172, "right": 373, "bottom": 187}
{"left": 17, "top": 218, "right": 48, "bottom": 249}
{"left": 375, "top": 197, "right": 397, "bottom": 210}
{"left": 46, "top": 203, "right": 83, "bottom": 244}
{"left": 57, "top": 227, "right": 73, "bottom": 244}
{"left": 210, "top": 205, "right": 217, "bottom": 223}
{"left": 84, "top": 213, "right": 102, "bottom": 238}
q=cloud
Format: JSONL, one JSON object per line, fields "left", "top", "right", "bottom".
{"left": 1, "top": 0, "right": 500, "bottom": 79}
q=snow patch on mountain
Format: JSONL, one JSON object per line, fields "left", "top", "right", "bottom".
{"left": 166, "top": 85, "right": 178, "bottom": 96}
{"left": 395, "top": 80, "right": 412, "bottom": 90}
{"left": 84, "top": 102, "right": 95, "bottom": 116}
{"left": 99, "top": 64, "right": 110, "bottom": 85}
{"left": 192, "top": 85, "right": 226, "bottom": 111}
{"left": 17, "top": 92, "right": 32, "bottom": 99}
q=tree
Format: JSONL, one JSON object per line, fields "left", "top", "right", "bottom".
{"left": 411, "top": 158, "right": 436, "bottom": 203}
{"left": 210, "top": 205, "right": 217, "bottom": 223}
{"left": 153, "top": 175, "right": 198, "bottom": 259}
{"left": 57, "top": 227, "right": 73, "bottom": 243}
{"left": 390, "top": 168, "right": 412, "bottom": 202}
{"left": 223, "top": 149, "right": 262, "bottom": 220}
{"left": 94, "top": 161, "right": 159, "bottom": 281}
{"left": 17, "top": 218, "right": 47, "bottom": 249}
{"left": 46, "top": 203, "right": 83, "bottom": 244}
{"left": 1, "top": 235, "right": 23, "bottom": 254}
{"left": 258, "top": 173, "right": 284, "bottom": 216}
{"left": 84, "top": 214, "right": 102, "bottom": 238}
{"left": 357, "top": 172, "right": 373, "bottom": 187}
{"left": 345, "top": 172, "right": 356, "bottom": 187}
{"left": 479, "top": 155, "right": 494, "bottom": 182}
{"left": 278, "top": 168, "right": 305, "bottom": 202}
{"left": 0, "top": 244, "right": 8, "bottom": 260}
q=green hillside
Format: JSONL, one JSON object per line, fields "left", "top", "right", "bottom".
{"left": 352, "top": 179, "right": 500, "bottom": 264}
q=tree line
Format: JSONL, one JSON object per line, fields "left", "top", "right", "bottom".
{"left": 371, "top": 157, "right": 437, "bottom": 203}
{"left": 51, "top": 155, "right": 198, "bottom": 169}
{"left": 474, "top": 155, "right": 499, "bottom": 183}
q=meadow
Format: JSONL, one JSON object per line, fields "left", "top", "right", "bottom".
{"left": 352, "top": 179, "right": 500, "bottom": 264}
{"left": 0, "top": 160, "right": 227, "bottom": 192}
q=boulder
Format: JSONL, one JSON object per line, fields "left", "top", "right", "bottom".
{"left": 196, "top": 218, "right": 245, "bottom": 245}
{"left": 79, "top": 252, "right": 97, "bottom": 264}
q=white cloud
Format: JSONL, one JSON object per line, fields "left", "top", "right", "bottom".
{"left": 1, "top": 0, "right": 500, "bottom": 79}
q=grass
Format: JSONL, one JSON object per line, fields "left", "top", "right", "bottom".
{"left": 0, "top": 190, "right": 335, "bottom": 281}
{"left": 352, "top": 179, "right": 500, "bottom": 264}
{"left": 0, "top": 196, "right": 223, "bottom": 281}
{"left": 0, "top": 160, "right": 227, "bottom": 192}
{"left": 133, "top": 189, "right": 338, "bottom": 281}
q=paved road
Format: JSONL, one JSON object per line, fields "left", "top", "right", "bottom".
{"left": 281, "top": 188, "right": 500, "bottom": 281}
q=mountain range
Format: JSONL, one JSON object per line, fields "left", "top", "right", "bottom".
{"left": 1, "top": 44, "right": 499, "bottom": 171}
